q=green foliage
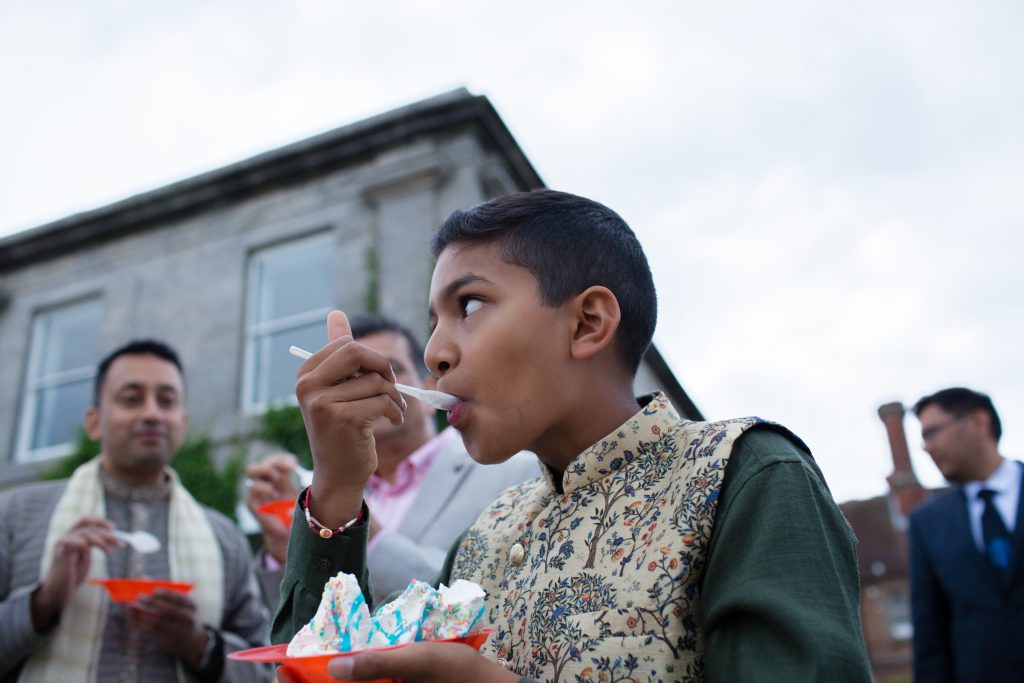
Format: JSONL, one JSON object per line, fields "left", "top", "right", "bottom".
{"left": 42, "top": 429, "right": 100, "bottom": 480}
{"left": 42, "top": 429, "right": 243, "bottom": 521}
{"left": 172, "top": 438, "right": 244, "bottom": 520}
{"left": 259, "top": 403, "right": 313, "bottom": 470}
{"left": 364, "top": 244, "right": 380, "bottom": 313}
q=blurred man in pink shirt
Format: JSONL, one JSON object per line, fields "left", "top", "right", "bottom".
{"left": 245, "top": 314, "right": 538, "bottom": 608}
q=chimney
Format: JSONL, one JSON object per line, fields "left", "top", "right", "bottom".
{"left": 878, "top": 401, "right": 926, "bottom": 523}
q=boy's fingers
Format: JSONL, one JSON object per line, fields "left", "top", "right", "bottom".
{"left": 301, "top": 342, "right": 399, "bottom": 393}
{"left": 328, "top": 642, "right": 467, "bottom": 680}
{"left": 327, "top": 310, "right": 352, "bottom": 343}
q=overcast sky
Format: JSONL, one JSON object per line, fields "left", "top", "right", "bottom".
{"left": 2, "top": 0, "right": 1021, "bottom": 502}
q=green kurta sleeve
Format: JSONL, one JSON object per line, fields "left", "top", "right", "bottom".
{"left": 701, "top": 428, "right": 872, "bottom": 682}
{"left": 271, "top": 495, "right": 464, "bottom": 645}
{"left": 271, "top": 496, "right": 373, "bottom": 644}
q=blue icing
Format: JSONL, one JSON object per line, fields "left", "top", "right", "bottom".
{"left": 340, "top": 592, "right": 367, "bottom": 651}
{"left": 469, "top": 603, "right": 484, "bottom": 629}
{"left": 323, "top": 587, "right": 368, "bottom": 652}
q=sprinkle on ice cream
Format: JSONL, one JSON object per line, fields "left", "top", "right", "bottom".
{"left": 287, "top": 572, "right": 486, "bottom": 656}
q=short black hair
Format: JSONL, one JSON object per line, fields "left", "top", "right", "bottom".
{"left": 349, "top": 314, "right": 428, "bottom": 378}
{"left": 431, "top": 190, "right": 656, "bottom": 375}
{"left": 93, "top": 339, "right": 184, "bottom": 406}
{"left": 913, "top": 387, "right": 1002, "bottom": 442}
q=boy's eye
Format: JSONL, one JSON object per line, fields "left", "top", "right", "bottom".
{"left": 461, "top": 297, "right": 483, "bottom": 317}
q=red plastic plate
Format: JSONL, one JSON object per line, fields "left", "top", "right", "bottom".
{"left": 256, "top": 498, "right": 296, "bottom": 527}
{"left": 89, "top": 578, "right": 194, "bottom": 602}
{"left": 229, "top": 630, "right": 492, "bottom": 683}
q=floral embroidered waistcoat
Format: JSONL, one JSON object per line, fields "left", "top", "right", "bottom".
{"left": 450, "top": 394, "right": 773, "bottom": 683}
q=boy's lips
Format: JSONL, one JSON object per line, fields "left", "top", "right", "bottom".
{"left": 447, "top": 400, "right": 468, "bottom": 429}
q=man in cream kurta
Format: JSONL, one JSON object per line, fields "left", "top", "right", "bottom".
{"left": 0, "top": 340, "right": 272, "bottom": 683}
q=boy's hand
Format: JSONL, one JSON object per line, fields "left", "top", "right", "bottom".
{"left": 296, "top": 309, "right": 406, "bottom": 528}
{"left": 276, "top": 642, "right": 518, "bottom": 683}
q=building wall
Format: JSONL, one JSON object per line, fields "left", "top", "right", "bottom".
{"left": 0, "top": 131, "right": 516, "bottom": 485}
{"left": 0, "top": 96, "right": 699, "bottom": 489}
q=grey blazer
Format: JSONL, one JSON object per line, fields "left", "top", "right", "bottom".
{"left": 257, "top": 431, "right": 539, "bottom": 608}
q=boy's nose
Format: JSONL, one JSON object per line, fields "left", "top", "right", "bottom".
{"left": 423, "top": 330, "right": 456, "bottom": 378}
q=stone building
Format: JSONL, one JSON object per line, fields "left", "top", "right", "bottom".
{"left": 0, "top": 89, "right": 701, "bottom": 487}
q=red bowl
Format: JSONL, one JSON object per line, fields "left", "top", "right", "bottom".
{"left": 229, "top": 630, "right": 492, "bottom": 683}
{"left": 89, "top": 578, "right": 194, "bottom": 603}
{"left": 256, "top": 498, "right": 296, "bottom": 527}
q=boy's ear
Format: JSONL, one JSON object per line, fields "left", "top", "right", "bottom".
{"left": 568, "top": 286, "right": 621, "bottom": 361}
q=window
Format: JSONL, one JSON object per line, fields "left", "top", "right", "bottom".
{"left": 885, "top": 590, "right": 913, "bottom": 641}
{"left": 17, "top": 298, "right": 104, "bottom": 462}
{"left": 243, "top": 233, "right": 334, "bottom": 411}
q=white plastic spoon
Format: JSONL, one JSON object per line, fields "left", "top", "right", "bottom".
{"left": 114, "top": 530, "right": 161, "bottom": 555}
{"left": 288, "top": 345, "right": 459, "bottom": 411}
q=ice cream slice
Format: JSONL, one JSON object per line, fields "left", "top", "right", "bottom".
{"left": 287, "top": 572, "right": 371, "bottom": 656}
{"left": 421, "top": 580, "right": 486, "bottom": 641}
{"left": 367, "top": 579, "right": 437, "bottom": 648}
{"left": 286, "top": 572, "right": 486, "bottom": 655}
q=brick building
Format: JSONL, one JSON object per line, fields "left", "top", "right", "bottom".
{"left": 840, "top": 402, "right": 934, "bottom": 682}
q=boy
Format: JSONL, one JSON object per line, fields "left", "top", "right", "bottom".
{"left": 274, "top": 191, "right": 871, "bottom": 682}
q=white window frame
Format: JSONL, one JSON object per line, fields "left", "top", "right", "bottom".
{"left": 885, "top": 590, "right": 913, "bottom": 641}
{"left": 242, "top": 232, "right": 334, "bottom": 413}
{"left": 15, "top": 298, "right": 103, "bottom": 463}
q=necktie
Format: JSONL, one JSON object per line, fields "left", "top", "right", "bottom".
{"left": 978, "top": 488, "right": 1012, "bottom": 581}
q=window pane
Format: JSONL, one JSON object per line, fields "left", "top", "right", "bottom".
{"left": 254, "top": 238, "right": 333, "bottom": 323}
{"left": 252, "top": 322, "right": 325, "bottom": 405}
{"left": 885, "top": 592, "right": 912, "bottom": 640}
{"left": 39, "top": 299, "right": 103, "bottom": 375}
{"left": 31, "top": 379, "right": 92, "bottom": 450}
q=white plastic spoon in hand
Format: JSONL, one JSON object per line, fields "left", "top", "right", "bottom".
{"left": 288, "top": 345, "right": 459, "bottom": 411}
{"left": 114, "top": 530, "right": 161, "bottom": 554}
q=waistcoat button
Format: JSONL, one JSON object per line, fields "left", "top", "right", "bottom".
{"left": 508, "top": 542, "right": 526, "bottom": 566}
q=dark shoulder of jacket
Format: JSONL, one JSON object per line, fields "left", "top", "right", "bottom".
{"left": 720, "top": 423, "right": 831, "bottom": 501}
{"left": 733, "top": 424, "right": 813, "bottom": 468}
{"left": 908, "top": 485, "right": 959, "bottom": 523}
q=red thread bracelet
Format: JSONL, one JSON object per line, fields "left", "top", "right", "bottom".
{"left": 302, "top": 488, "right": 364, "bottom": 539}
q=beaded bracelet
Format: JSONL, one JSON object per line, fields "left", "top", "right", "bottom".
{"left": 303, "top": 488, "right": 365, "bottom": 539}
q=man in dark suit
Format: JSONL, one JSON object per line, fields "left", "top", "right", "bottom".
{"left": 909, "top": 387, "right": 1024, "bottom": 682}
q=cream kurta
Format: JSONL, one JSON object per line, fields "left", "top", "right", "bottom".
{"left": 450, "top": 394, "right": 768, "bottom": 682}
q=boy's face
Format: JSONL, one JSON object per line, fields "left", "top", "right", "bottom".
{"left": 426, "top": 242, "right": 575, "bottom": 464}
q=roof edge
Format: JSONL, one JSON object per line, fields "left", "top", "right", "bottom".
{"left": 0, "top": 89, "right": 544, "bottom": 270}
{"left": 643, "top": 344, "right": 704, "bottom": 420}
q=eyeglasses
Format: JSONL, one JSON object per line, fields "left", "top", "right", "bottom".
{"left": 921, "top": 414, "right": 966, "bottom": 443}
